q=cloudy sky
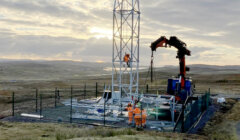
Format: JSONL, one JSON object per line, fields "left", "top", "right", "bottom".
{"left": 0, "top": 0, "right": 239, "bottom": 66}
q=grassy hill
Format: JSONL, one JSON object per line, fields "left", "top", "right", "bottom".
{"left": 0, "top": 60, "right": 239, "bottom": 94}
{"left": 0, "top": 60, "right": 112, "bottom": 81}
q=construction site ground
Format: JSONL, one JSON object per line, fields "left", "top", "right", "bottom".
{"left": 0, "top": 98, "right": 221, "bottom": 132}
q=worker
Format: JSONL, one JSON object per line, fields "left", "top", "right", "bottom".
{"left": 124, "top": 54, "right": 130, "bottom": 67}
{"left": 142, "top": 108, "right": 147, "bottom": 128}
{"left": 133, "top": 104, "right": 141, "bottom": 128}
{"left": 126, "top": 103, "right": 133, "bottom": 125}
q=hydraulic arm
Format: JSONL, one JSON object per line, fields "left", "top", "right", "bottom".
{"left": 150, "top": 36, "right": 191, "bottom": 91}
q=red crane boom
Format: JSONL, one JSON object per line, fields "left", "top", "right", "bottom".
{"left": 150, "top": 36, "right": 191, "bottom": 91}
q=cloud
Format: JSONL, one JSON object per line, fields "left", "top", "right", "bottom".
{"left": 0, "top": 0, "right": 239, "bottom": 65}
{"left": 203, "top": 31, "right": 228, "bottom": 37}
{"left": 0, "top": 0, "right": 89, "bottom": 20}
{"left": 0, "top": 31, "right": 113, "bottom": 62}
{"left": 227, "top": 22, "right": 240, "bottom": 27}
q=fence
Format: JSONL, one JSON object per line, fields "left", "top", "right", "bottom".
{"left": 174, "top": 92, "right": 210, "bottom": 132}
{"left": 10, "top": 83, "right": 167, "bottom": 125}
{"left": 11, "top": 83, "right": 102, "bottom": 122}
{"left": 10, "top": 83, "right": 210, "bottom": 130}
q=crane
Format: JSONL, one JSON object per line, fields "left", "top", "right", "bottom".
{"left": 150, "top": 36, "right": 191, "bottom": 101}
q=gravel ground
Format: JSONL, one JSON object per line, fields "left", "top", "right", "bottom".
{"left": 2, "top": 116, "right": 57, "bottom": 123}
{"left": 1, "top": 116, "right": 121, "bottom": 127}
{"left": 1, "top": 101, "right": 219, "bottom": 134}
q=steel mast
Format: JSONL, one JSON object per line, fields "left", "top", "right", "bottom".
{"left": 112, "top": 0, "right": 140, "bottom": 100}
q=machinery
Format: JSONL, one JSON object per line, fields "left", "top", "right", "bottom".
{"left": 150, "top": 36, "right": 192, "bottom": 101}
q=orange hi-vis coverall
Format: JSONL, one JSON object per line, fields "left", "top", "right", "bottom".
{"left": 142, "top": 109, "right": 147, "bottom": 127}
{"left": 124, "top": 54, "right": 130, "bottom": 67}
{"left": 127, "top": 106, "right": 133, "bottom": 124}
{"left": 133, "top": 107, "right": 141, "bottom": 127}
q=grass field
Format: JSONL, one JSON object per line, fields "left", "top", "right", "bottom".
{"left": 0, "top": 122, "right": 208, "bottom": 140}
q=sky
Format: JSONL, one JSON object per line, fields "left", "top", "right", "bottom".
{"left": 0, "top": 0, "right": 239, "bottom": 66}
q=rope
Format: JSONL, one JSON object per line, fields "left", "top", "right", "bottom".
{"left": 144, "top": 64, "right": 151, "bottom": 85}
{"left": 144, "top": 52, "right": 157, "bottom": 86}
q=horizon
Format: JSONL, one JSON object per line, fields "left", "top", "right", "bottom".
{"left": 0, "top": 58, "right": 239, "bottom": 67}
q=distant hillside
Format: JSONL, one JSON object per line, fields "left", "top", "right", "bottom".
{"left": 153, "top": 64, "right": 240, "bottom": 75}
{"left": 0, "top": 60, "right": 239, "bottom": 82}
{"left": 0, "top": 60, "right": 111, "bottom": 81}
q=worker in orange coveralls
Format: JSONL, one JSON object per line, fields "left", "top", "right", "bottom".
{"left": 141, "top": 108, "right": 147, "bottom": 128}
{"left": 124, "top": 54, "right": 130, "bottom": 67}
{"left": 126, "top": 103, "right": 133, "bottom": 125}
{"left": 133, "top": 104, "right": 141, "bottom": 128}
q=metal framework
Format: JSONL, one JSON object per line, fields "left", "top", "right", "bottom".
{"left": 112, "top": 0, "right": 140, "bottom": 99}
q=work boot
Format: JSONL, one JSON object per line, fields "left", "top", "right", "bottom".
{"left": 136, "top": 127, "right": 143, "bottom": 131}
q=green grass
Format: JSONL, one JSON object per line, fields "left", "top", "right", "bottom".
{"left": 0, "top": 122, "right": 208, "bottom": 140}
